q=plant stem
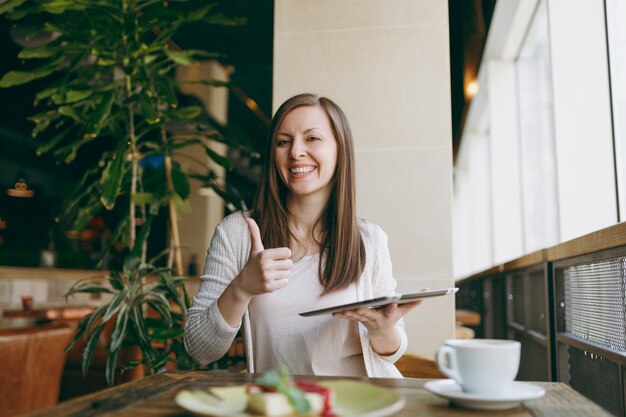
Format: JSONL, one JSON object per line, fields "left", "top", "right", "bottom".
{"left": 163, "top": 127, "right": 183, "bottom": 275}
{"left": 127, "top": 83, "right": 137, "bottom": 251}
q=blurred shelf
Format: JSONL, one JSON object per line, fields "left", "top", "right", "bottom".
{"left": 0, "top": 266, "right": 107, "bottom": 281}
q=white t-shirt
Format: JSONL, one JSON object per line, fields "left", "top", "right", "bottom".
{"left": 248, "top": 253, "right": 367, "bottom": 376}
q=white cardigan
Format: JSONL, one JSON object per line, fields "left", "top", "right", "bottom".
{"left": 184, "top": 211, "right": 407, "bottom": 377}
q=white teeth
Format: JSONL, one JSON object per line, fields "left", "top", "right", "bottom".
{"left": 289, "top": 166, "right": 314, "bottom": 174}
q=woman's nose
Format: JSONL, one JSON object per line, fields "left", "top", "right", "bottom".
{"left": 289, "top": 140, "right": 306, "bottom": 159}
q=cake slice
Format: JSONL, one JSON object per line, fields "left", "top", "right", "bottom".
{"left": 247, "top": 390, "right": 325, "bottom": 416}
{"left": 245, "top": 368, "right": 335, "bottom": 416}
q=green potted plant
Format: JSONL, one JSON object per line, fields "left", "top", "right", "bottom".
{"left": 0, "top": 0, "right": 252, "bottom": 384}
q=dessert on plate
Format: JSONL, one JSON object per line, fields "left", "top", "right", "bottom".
{"left": 246, "top": 368, "right": 336, "bottom": 417}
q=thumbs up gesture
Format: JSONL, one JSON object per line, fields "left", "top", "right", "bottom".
{"left": 235, "top": 218, "right": 293, "bottom": 297}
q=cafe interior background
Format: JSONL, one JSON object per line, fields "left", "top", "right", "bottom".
{"left": 2, "top": 0, "right": 626, "bottom": 415}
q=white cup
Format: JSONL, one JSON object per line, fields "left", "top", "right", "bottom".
{"left": 435, "top": 339, "right": 521, "bottom": 395}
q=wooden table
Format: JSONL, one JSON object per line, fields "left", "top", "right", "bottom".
{"left": 26, "top": 371, "right": 612, "bottom": 417}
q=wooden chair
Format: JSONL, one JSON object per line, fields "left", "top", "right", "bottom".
{"left": 396, "top": 353, "right": 446, "bottom": 379}
{"left": 0, "top": 324, "right": 73, "bottom": 417}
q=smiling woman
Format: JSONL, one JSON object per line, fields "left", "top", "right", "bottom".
{"left": 274, "top": 106, "right": 338, "bottom": 215}
{"left": 184, "top": 93, "right": 423, "bottom": 378}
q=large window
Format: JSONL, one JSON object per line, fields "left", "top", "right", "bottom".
{"left": 606, "top": 0, "right": 626, "bottom": 220}
{"left": 515, "top": 0, "right": 559, "bottom": 252}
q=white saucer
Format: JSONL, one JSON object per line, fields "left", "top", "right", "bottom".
{"left": 424, "top": 379, "right": 546, "bottom": 410}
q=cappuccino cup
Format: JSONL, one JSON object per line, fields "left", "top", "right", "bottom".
{"left": 435, "top": 339, "right": 521, "bottom": 395}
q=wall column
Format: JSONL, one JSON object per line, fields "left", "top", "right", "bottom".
{"left": 274, "top": 0, "right": 454, "bottom": 356}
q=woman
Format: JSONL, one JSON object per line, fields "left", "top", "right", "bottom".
{"left": 184, "top": 93, "right": 420, "bottom": 377}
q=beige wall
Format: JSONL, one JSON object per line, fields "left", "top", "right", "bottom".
{"left": 176, "top": 62, "right": 229, "bottom": 275}
{"left": 274, "top": 0, "right": 454, "bottom": 357}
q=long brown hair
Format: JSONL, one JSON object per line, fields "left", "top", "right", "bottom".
{"left": 251, "top": 93, "right": 365, "bottom": 294}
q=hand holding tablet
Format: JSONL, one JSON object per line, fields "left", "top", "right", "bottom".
{"left": 299, "top": 287, "right": 459, "bottom": 317}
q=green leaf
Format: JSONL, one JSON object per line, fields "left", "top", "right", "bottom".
{"left": 129, "top": 216, "right": 153, "bottom": 260}
{"left": 0, "top": 68, "right": 55, "bottom": 88}
{"left": 185, "top": 50, "right": 221, "bottom": 60}
{"left": 99, "top": 143, "right": 128, "bottom": 210}
{"left": 65, "top": 170, "right": 99, "bottom": 212}
{"left": 84, "top": 304, "right": 108, "bottom": 335}
{"left": 43, "top": 22, "right": 65, "bottom": 36}
{"left": 281, "top": 386, "right": 311, "bottom": 414}
{"left": 256, "top": 370, "right": 281, "bottom": 387}
{"left": 0, "top": 0, "right": 28, "bottom": 14}
{"left": 144, "top": 317, "right": 169, "bottom": 330}
{"left": 43, "top": 0, "right": 86, "bottom": 14}
{"left": 254, "top": 367, "right": 311, "bottom": 414}
{"left": 108, "top": 271, "right": 124, "bottom": 291}
{"left": 109, "top": 304, "right": 129, "bottom": 352}
{"left": 32, "top": 116, "right": 52, "bottom": 138}
{"left": 18, "top": 46, "right": 59, "bottom": 59}
{"left": 169, "top": 106, "right": 202, "bottom": 120}
{"left": 73, "top": 199, "right": 102, "bottom": 231}
{"left": 172, "top": 192, "right": 191, "bottom": 215}
{"left": 164, "top": 49, "right": 194, "bottom": 66}
{"left": 150, "top": 328, "right": 183, "bottom": 342}
{"left": 209, "top": 182, "right": 247, "bottom": 212}
{"left": 36, "top": 127, "right": 69, "bottom": 153}
{"left": 155, "top": 79, "right": 178, "bottom": 108}
{"left": 186, "top": 4, "right": 214, "bottom": 21}
{"left": 64, "top": 314, "right": 91, "bottom": 354}
{"left": 171, "top": 163, "right": 191, "bottom": 199}
{"left": 131, "top": 305, "right": 151, "bottom": 347}
{"left": 123, "top": 255, "right": 140, "bottom": 277}
{"left": 204, "top": 13, "right": 246, "bottom": 27}
{"left": 144, "top": 290, "right": 171, "bottom": 310}
{"left": 96, "top": 57, "right": 116, "bottom": 66}
{"left": 132, "top": 192, "right": 156, "bottom": 205}
{"left": 171, "top": 137, "right": 202, "bottom": 150}
{"left": 35, "top": 86, "right": 60, "bottom": 102}
{"left": 58, "top": 106, "right": 83, "bottom": 122}
{"left": 84, "top": 91, "right": 114, "bottom": 138}
{"left": 105, "top": 346, "right": 120, "bottom": 386}
{"left": 146, "top": 298, "right": 172, "bottom": 326}
{"left": 65, "top": 89, "right": 93, "bottom": 103}
{"left": 82, "top": 324, "right": 105, "bottom": 376}
{"left": 187, "top": 78, "right": 231, "bottom": 88}
{"left": 64, "top": 281, "right": 113, "bottom": 300}
{"left": 103, "top": 290, "right": 127, "bottom": 322}
{"left": 138, "top": 93, "right": 160, "bottom": 125}
{"left": 205, "top": 146, "right": 232, "bottom": 170}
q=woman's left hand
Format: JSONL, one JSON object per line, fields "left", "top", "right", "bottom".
{"left": 332, "top": 300, "right": 422, "bottom": 355}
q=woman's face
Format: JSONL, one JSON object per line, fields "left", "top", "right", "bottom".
{"left": 274, "top": 105, "right": 338, "bottom": 200}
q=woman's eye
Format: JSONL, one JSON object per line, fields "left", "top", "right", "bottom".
{"left": 277, "top": 139, "right": 291, "bottom": 146}
{"left": 307, "top": 136, "right": 321, "bottom": 142}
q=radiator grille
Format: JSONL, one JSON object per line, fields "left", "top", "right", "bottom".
{"left": 528, "top": 269, "right": 547, "bottom": 335}
{"left": 567, "top": 344, "right": 623, "bottom": 417}
{"left": 510, "top": 272, "right": 525, "bottom": 326}
{"left": 564, "top": 258, "right": 626, "bottom": 351}
{"left": 515, "top": 332, "right": 549, "bottom": 381}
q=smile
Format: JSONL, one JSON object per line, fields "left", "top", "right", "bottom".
{"left": 289, "top": 166, "right": 316, "bottom": 174}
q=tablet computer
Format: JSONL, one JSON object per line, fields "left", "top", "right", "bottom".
{"left": 299, "top": 287, "right": 459, "bottom": 317}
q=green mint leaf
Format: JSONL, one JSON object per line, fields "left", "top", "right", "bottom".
{"left": 255, "top": 367, "right": 312, "bottom": 414}
{"left": 281, "top": 385, "right": 311, "bottom": 414}
{"left": 255, "top": 370, "right": 281, "bottom": 388}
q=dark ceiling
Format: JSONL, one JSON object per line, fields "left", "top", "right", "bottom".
{"left": 449, "top": 0, "right": 496, "bottom": 157}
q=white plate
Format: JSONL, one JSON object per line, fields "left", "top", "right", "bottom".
{"left": 175, "top": 380, "right": 405, "bottom": 417}
{"left": 424, "top": 379, "right": 545, "bottom": 410}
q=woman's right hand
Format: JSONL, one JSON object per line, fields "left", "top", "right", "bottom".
{"left": 234, "top": 218, "right": 292, "bottom": 298}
